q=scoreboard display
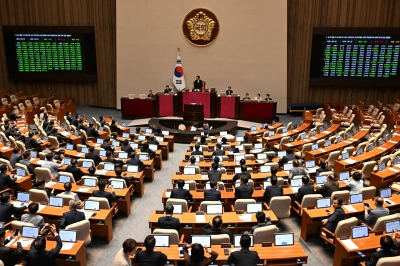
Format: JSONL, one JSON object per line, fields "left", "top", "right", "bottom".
{"left": 309, "top": 27, "right": 400, "bottom": 86}
{"left": 3, "top": 26, "right": 97, "bottom": 82}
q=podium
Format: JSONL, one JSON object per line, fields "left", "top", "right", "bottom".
{"left": 183, "top": 104, "right": 204, "bottom": 122}
{"left": 176, "top": 91, "right": 217, "bottom": 118}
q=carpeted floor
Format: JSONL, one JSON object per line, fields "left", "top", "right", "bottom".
{"left": 75, "top": 106, "right": 332, "bottom": 266}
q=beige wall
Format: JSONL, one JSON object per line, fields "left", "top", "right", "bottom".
{"left": 117, "top": 0, "right": 287, "bottom": 113}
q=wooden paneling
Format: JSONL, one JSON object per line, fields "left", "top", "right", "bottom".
{"left": 0, "top": 0, "right": 116, "bottom": 108}
{"left": 288, "top": 0, "right": 400, "bottom": 108}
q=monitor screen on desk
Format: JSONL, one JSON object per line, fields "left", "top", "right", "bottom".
{"left": 112, "top": 140, "right": 120, "bottom": 147}
{"left": 263, "top": 181, "right": 271, "bottom": 188}
{"left": 110, "top": 180, "right": 124, "bottom": 189}
{"left": 49, "top": 196, "right": 63, "bottom": 207}
{"left": 234, "top": 154, "right": 245, "bottom": 162}
{"left": 257, "top": 153, "right": 266, "bottom": 160}
{"left": 118, "top": 152, "right": 128, "bottom": 159}
{"left": 250, "top": 126, "right": 257, "bottom": 132}
{"left": 98, "top": 126, "right": 104, "bottom": 132}
{"left": 350, "top": 193, "right": 363, "bottom": 204}
{"left": 122, "top": 133, "right": 129, "bottom": 138}
{"left": 260, "top": 165, "right": 271, "bottom": 173}
{"left": 394, "top": 157, "right": 400, "bottom": 166}
{"left": 380, "top": 188, "right": 392, "bottom": 199}
{"left": 99, "top": 150, "right": 106, "bottom": 157}
{"left": 184, "top": 167, "right": 196, "bottom": 175}
{"left": 103, "top": 163, "right": 114, "bottom": 171}
{"left": 246, "top": 203, "right": 262, "bottom": 213}
{"left": 282, "top": 127, "right": 287, "bottom": 133}
{"left": 155, "top": 137, "right": 164, "bottom": 142}
{"left": 83, "top": 178, "right": 96, "bottom": 187}
{"left": 339, "top": 172, "right": 350, "bottom": 181}
{"left": 351, "top": 226, "right": 369, "bottom": 239}
{"left": 154, "top": 235, "right": 170, "bottom": 247}
{"left": 82, "top": 161, "right": 92, "bottom": 168}
{"left": 16, "top": 168, "right": 25, "bottom": 177}
{"left": 66, "top": 144, "right": 74, "bottom": 151}
{"left": 236, "top": 136, "right": 244, "bottom": 142}
{"left": 192, "top": 235, "right": 211, "bottom": 247}
{"left": 235, "top": 145, "right": 243, "bottom": 151}
{"left": 357, "top": 148, "right": 364, "bottom": 156}
{"left": 172, "top": 204, "right": 183, "bottom": 214}
{"left": 130, "top": 142, "right": 139, "bottom": 149}
{"left": 337, "top": 136, "right": 342, "bottom": 143}
{"left": 291, "top": 179, "right": 302, "bottom": 188}
{"left": 59, "top": 175, "right": 70, "bottom": 183}
{"left": 96, "top": 138, "right": 104, "bottom": 144}
{"left": 283, "top": 164, "right": 292, "bottom": 171}
{"left": 206, "top": 204, "right": 223, "bottom": 215}
{"left": 63, "top": 158, "right": 71, "bottom": 166}
{"left": 145, "top": 128, "right": 152, "bottom": 134}
{"left": 305, "top": 160, "right": 315, "bottom": 168}
{"left": 277, "top": 151, "right": 286, "bottom": 157}
{"left": 342, "top": 152, "right": 349, "bottom": 160}
{"left": 220, "top": 131, "right": 227, "bottom": 136}
{"left": 139, "top": 154, "right": 149, "bottom": 161}
{"left": 17, "top": 192, "right": 30, "bottom": 202}
{"left": 325, "top": 140, "right": 331, "bottom": 147}
{"left": 234, "top": 167, "right": 241, "bottom": 174}
{"left": 234, "top": 234, "right": 254, "bottom": 248}
{"left": 299, "top": 133, "right": 306, "bottom": 140}
{"left": 59, "top": 229, "right": 77, "bottom": 243}
{"left": 268, "top": 131, "right": 275, "bottom": 137}
{"left": 127, "top": 165, "right": 139, "bottom": 173}
{"left": 378, "top": 162, "right": 386, "bottom": 171}
{"left": 369, "top": 143, "right": 374, "bottom": 151}
{"left": 22, "top": 226, "right": 40, "bottom": 239}
{"left": 84, "top": 200, "right": 100, "bottom": 211}
{"left": 274, "top": 233, "right": 294, "bottom": 246}
{"left": 138, "top": 135, "right": 146, "bottom": 141}
{"left": 254, "top": 143, "right": 262, "bottom": 149}
{"left": 81, "top": 147, "right": 89, "bottom": 154}
{"left": 30, "top": 150, "right": 37, "bottom": 158}
{"left": 315, "top": 175, "right": 327, "bottom": 184}
{"left": 311, "top": 130, "right": 316, "bottom": 137}
{"left": 317, "top": 198, "right": 331, "bottom": 208}
{"left": 311, "top": 144, "right": 318, "bottom": 151}
{"left": 385, "top": 220, "right": 400, "bottom": 233}
{"left": 162, "top": 131, "right": 169, "bottom": 136}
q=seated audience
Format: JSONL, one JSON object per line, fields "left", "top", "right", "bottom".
{"left": 263, "top": 166, "right": 278, "bottom": 182}
{"left": 112, "top": 238, "right": 137, "bottom": 266}
{"left": 346, "top": 171, "right": 364, "bottom": 194}
{"left": 101, "top": 138, "right": 115, "bottom": 153}
{"left": 85, "top": 147, "right": 102, "bottom": 166}
{"left": 264, "top": 175, "right": 283, "bottom": 205}
{"left": 103, "top": 150, "right": 117, "bottom": 164}
{"left": 126, "top": 152, "right": 144, "bottom": 172}
{"left": 87, "top": 122, "right": 99, "bottom": 138}
{"left": 364, "top": 196, "right": 389, "bottom": 228}
{"left": 10, "top": 148, "right": 22, "bottom": 168}
{"left": 208, "top": 163, "right": 222, "bottom": 182}
{"left": 203, "top": 215, "right": 231, "bottom": 239}
{"left": 92, "top": 179, "right": 116, "bottom": 206}
{"left": 279, "top": 148, "right": 295, "bottom": 165}
{"left": 65, "top": 158, "right": 84, "bottom": 182}
{"left": 33, "top": 179, "right": 54, "bottom": 198}
{"left": 227, "top": 234, "right": 260, "bottom": 266}
{"left": 186, "top": 156, "right": 199, "bottom": 167}
{"left": 315, "top": 159, "right": 332, "bottom": 177}
{"left": 41, "top": 153, "right": 63, "bottom": 180}
{"left": 0, "top": 164, "right": 17, "bottom": 191}
{"left": 28, "top": 224, "right": 62, "bottom": 266}
{"left": 191, "top": 144, "right": 203, "bottom": 155}
{"left": 249, "top": 211, "right": 273, "bottom": 234}
{"left": 141, "top": 143, "right": 156, "bottom": 159}
{"left": 235, "top": 176, "right": 254, "bottom": 199}
{"left": 0, "top": 192, "right": 28, "bottom": 224}
{"left": 135, "top": 235, "right": 167, "bottom": 266}
{"left": 212, "top": 144, "right": 224, "bottom": 156}
{"left": 294, "top": 175, "right": 314, "bottom": 203}
{"left": 59, "top": 182, "right": 81, "bottom": 204}
{"left": 21, "top": 202, "right": 45, "bottom": 228}
{"left": 183, "top": 243, "right": 218, "bottom": 265}
{"left": 0, "top": 228, "right": 23, "bottom": 266}
{"left": 60, "top": 199, "right": 85, "bottom": 229}
{"left": 204, "top": 180, "right": 221, "bottom": 201}
{"left": 233, "top": 165, "right": 251, "bottom": 183}
{"left": 316, "top": 174, "right": 339, "bottom": 198}
{"left": 158, "top": 204, "right": 180, "bottom": 230}
{"left": 288, "top": 159, "right": 308, "bottom": 180}
{"left": 114, "top": 166, "right": 135, "bottom": 184}
{"left": 364, "top": 235, "right": 400, "bottom": 266}
{"left": 121, "top": 139, "right": 133, "bottom": 155}
{"left": 321, "top": 197, "right": 345, "bottom": 247}
{"left": 18, "top": 151, "right": 36, "bottom": 174}
{"left": 170, "top": 179, "right": 192, "bottom": 201}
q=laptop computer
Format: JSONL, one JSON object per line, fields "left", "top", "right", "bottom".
{"left": 172, "top": 204, "right": 182, "bottom": 214}
{"left": 316, "top": 198, "right": 331, "bottom": 208}
{"left": 81, "top": 147, "right": 89, "bottom": 154}
{"left": 260, "top": 165, "right": 271, "bottom": 173}
{"left": 357, "top": 148, "right": 364, "bottom": 156}
{"left": 257, "top": 153, "right": 267, "bottom": 160}
{"left": 268, "top": 131, "right": 275, "bottom": 137}
{"left": 30, "top": 150, "right": 37, "bottom": 159}
{"left": 325, "top": 140, "right": 331, "bottom": 147}
{"left": 99, "top": 150, "right": 107, "bottom": 157}
{"left": 246, "top": 203, "right": 262, "bottom": 213}
{"left": 21, "top": 226, "right": 40, "bottom": 239}
{"left": 110, "top": 180, "right": 124, "bottom": 189}
{"left": 121, "top": 132, "right": 129, "bottom": 138}
{"left": 118, "top": 152, "right": 128, "bottom": 159}
{"left": 235, "top": 145, "right": 244, "bottom": 151}
{"left": 103, "top": 163, "right": 115, "bottom": 171}
{"left": 155, "top": 136, "right": 164, "bottom": 142}
{"left": 63, "top": 158, "right": 71, "bottom": 166}
{"left": 351, "top": 226, "right": 369, "bottom": 239}
{"left": 305, "top": 160, "right": 315, "bottom": 169}
{"left": 250, "top": 126, "right": 257, "bottom": 132}
{"left": 310, "top": 131, "right": 316, "bottom": 137}
{"left": 234, "top": 154, "right": 245, "bottom": 162}
{"left": 59, "top": 175, "right": 71, "bottom": 183}
{"left": 112, "top": 141, "right": 120, "bottom": 147}
{"left": 74, "top": 131, "right": 80, "bottom": 137}
{"left": 14, "top": 192, "right": 30, "bottom": 207}
{"left": 220, "top": 131, "right": 227, "bottom": 137}
{"left": 263, "top": 181, "right": 271, "bottom": 188}
{"left": 368, "top": 143, "right": 374, "bottom": 151}
{"left": 82, "top": 161, "right": 92, "bottom": 168}
{"left": 127, "top": 165, "right": 139, "bottom": 173}
{"left": 83, "top": 178, "right": 97, "bottom": 187}
{"left": 138, "top": 135, "right": 146, "bottom": 141}
{"left": 145, "top": 128, "right": 153, "bottom": 134}
{"left": 96, "top": 138, "right": 104, "bottom": 144}
{"left": 162, "top": 131, "right": 169, "bottom": 136}
{"left": 291, "top": 178, "right": 303, "bottom": 188}
{"left": 380, "top": 188, "right": 392, "bottom": 199}
{"left": 130, "top": 143, "right": 139, "bottom": 149}
{"left": 0, "top": 222, "right": 4, "bottom": 229}
{"left": 337, "top": 136, "right": 342, "bottom": 143}
{"left": 283, "top": 163, "right": 292, "bottom": 171}
{"left": 184, "top": 167, "right": 196, "bottom": 175}
{"left": 378, "top": 162, "right": 386, "bottom": 171}
{"left": 191, "top": 235, "right": 211, "bottom": 247}
{"left": 59, "top": 229, "right": 77, "bottom": 243}
{"left": 98, "top": 126, "right": 104, "bottom": 132}
{"left": 385, "top": 220, "right": 400, "bottom": 233}
{"left": 153, "top": 235, "right": 170, "bottom": 247}
{"left": 234, "top": 167, "right": 242, "bottom": 174}
{"left": 234, "top": 234, "right": 254, "bottom": 248}
{"left": 16, "top": 168, "right": 26, "bottom": 177}
{"left": 49, "top": 196, "right": 63, "bottom": 207}
{"left": 342, "top": 152, "right": 349, "bottom": 160}
{"left": 394, "top": 157, "right": 400, "bottom": 166}
{"left": 84, "top": 200, "right": 100, "bottom": 211}
{"left": 339, "top": 171, "right": 350, "bottom": 181}
{"left": 139, "top": 154, "right": 149, "bottom": 161}
{"left": 311, "top": 144, "right": 318, "bottom": 151}
{"left": 206, "top": 204, "right": 223, "bottom": 215}
{"left": 236, "top": 136, "right": 244, "bottom": 142}
{"left": 277, "top": 151, "right": 286, "bottom": 157}
{"left": 66, "top": 144, "right": 74, "bottom": 151}
{"left": 121, "top": 122, "right": 127, "bottom": 127}
{"left": 254, "top": 143, "right": 262, "bottom": 149}
{"left": 274, "top": 233, "right": 294, "bottom": 246}
{"left": 349, "top": 193, "right": 363, "bottom": 204}
{"left": 315, "top": 175, "right": 328, "bottom": 185}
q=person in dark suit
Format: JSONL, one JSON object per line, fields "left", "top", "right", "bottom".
{"left": 170, "top": 179, "right": 192, "bottom": 201}
{"left": 125, "top": 152, "right": 144, "bottom": 172}
{"left": 135, "top": 235, "right": 167, "bottom": 266}
{"left": 316, "top": 174, "right": 339, "bottom": 198}
{"left": 191, "top": 144, "right": 203, "bottom": 155}
{"left": 288, "top": 159, "right": 308, "bottom": 180}
{"left": 294, "top": 175, "right": 314, "bottom": 203}
{"left": 264, "top": 175, "right": 283, "bottom": 205}
{"left": 141, "top": 143, "right": 156, "bottom": 159}
{"left": 101, "top": 138, "right": 115, "bottom": 153}
{"left": 227, "top": 234, "right": 260, "bottom": 266}
{"left": 85, "top": 147, "right": 102, "bottom": 166}
{"left": 102, "top": 150, "right": 117, "bottom": 164}
{"left": 72, "top": 114, "right": 80, "bottom": 128}
{"left": 147, "top": 90, "right": 155, "bottom": 99}
{"left": 158, "top": 204, "right": 180, "bottom": 230}
{"left": 154, "top": 128, "right": 164, "bottom": 137}
{"left": 28, "top": 224, "right": 62, "bottom": 266}
{"left": 0, "top": 228, "right": 23, "bottom": 266}
{"left": 208, "top": 163, "right": 222, "bottom": 182}
{"left": 204, "top": 180, "right": 221, "bottom": 201}
{"left": 203, "top": 216, "right": 231, "bottom": 239}
{"left": 315, "top": 159, "right": 332, "bottom": 177}
{"left": 249, "top": 211, "right": 273, "bottom": 234}
{"left": 98, "top": 115, "right": 106, "bottom": 127}
{"left": 235, "top": 176, "right": 254, "bottom": 199}
{"left": 164, "top": 85, "right": 172, "bottom": 94}
{"left": 25, "top": 131, "right": 42, "bottom": 150}
{"left": 226, "top": 86, "right": 233, "bottom": 95}
{"left": 265, "top": 94, "right": 273, "bottom": 101}
{"left": 77, "top": 118, "right": 88, "bottom": 132}
{"left": 147, "top": 136, "right": 159, "bottom": 149}
{"left": 279, "top": 148, "right": 296, "bottom": 166}
{"left": 66, "top": 111, "right": 73, "bottom": 124}
{"left": 364, "top": 236, "right": 400, "bottom": 266}
{"left": 0, "top": 165, "right": 17, "bottom": 191}
{"left": 109, "top": 120, "right": 121, "bottom": 135}
{"left": 121, "top": 139, "right": 133, "bottom": 155}
{"left": 10, "top": 148, "right": 22, "bottom": 168}
{"left": 262, "top": 142, "right": 273, "bottom": 152}
{"left": 240, "top": 135, "right": 251, "bottom": 145}
{"left": 9, "top": 107, "right": 21, "bottom": 122}
{"left": 19, "top": 151, "right": 36, "bottom": 174}
{"left": 33, "top": 179, "right": 54, "bottom": 198}
{"left": 193, "top": 75, "right": 203, "bottom": 92}
{"left": 263, "top": 166, "right": 278, "bottom": 182}
{"left": 364, "top": 197, "right": 389, "bottom": 228}
{"left": 114, "top": 167, "right": 135, "bottom": 184}
{"left": 59, "top": 199, "right": 85, "bottom": 229}
{"left": 212, "top": 144, "right": 224, "bottom": 156}
{"left": 182, "top": 243, "right": 218, "bottom": 266}
{"left": 86, "top": 122, "right": 99, "bottom": 138}
{"left": 0, "top": 192, "right": 28, "bottom": 224}
{"left": 321, "top": 197, "right": 346, "bottom": 244}
{"left": 233, "top": 165, "right": 251, "bottom": 183}
{"left": 242, "top": 93, "right": 251, "bottom": 101}
{"left": 65, "top": 158, "right": 84, "bottom": 182}
{"left": 92, "top": 179, "right": 116, "bottom": 206}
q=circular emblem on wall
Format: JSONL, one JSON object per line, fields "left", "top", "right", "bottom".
{"left": 182, "top": 8, "right": 220, "bottom": 47}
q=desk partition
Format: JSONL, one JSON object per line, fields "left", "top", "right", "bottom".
{"left": 217, "top": 95, "right": 240, "bottom": 118}
{"left": 120, "top": 97, "right": 155, "bottom": 119}
{"left": 157, "top": 93, "right": 176, "bottom": 117}
{"left": 240, "top": 101, "right": 277, "bottom": 123}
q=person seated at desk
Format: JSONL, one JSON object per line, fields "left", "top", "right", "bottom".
{"left": 78, "top": 118, "right": 88, "bottom": 132}
{"left": 265, "top": 94, "right": 273, "bottom": 101}
{"left": 203, "top": 215, "right": 231, "bottom": 239}
{"left": 112, "top": 238, "right": 137, "bottom": 266}
{"left": 158, "top": 203, "right": 181, "bottom": 230}
{"left": 41, "top": 153, "right": 63, "bottom": 180}
{"left": 103, "top": 150, "right": 118, "bottom": 164}
{"left": 191, "top": 144, "right": 203, "bottom": 156}
{"left": 86, "top": 146, "right": 102, "bottom": 166}
{"left": 49, "top": 128, "right": 68, "bottom": 144}
{"left": 171, "top": 179, "right": 193, "bottom": 201}
{"left": 186, "top": 156, "right": 199, "bottom": 167}
{"left": 0, "top": 228, "right": 23, "bottom": 266}
{"left": 28, "top": 224, "right": 62, "bottom": 266}
{"left": 208, "top": 164, "right": 222, "bottom": 182}
{"left": 263, "top": 175, "right": 283, "bottom": 205}
{"left": 363, "top": 235, "right": 400, "bottom": 266}
{"left": 316, "top": 174, "right": 339, "bottom": 198}
{"left": 288, "top": 160, "right": 308, "bottom": 180}
{"left": 66, "top": 111, "right": 73, "bottom": 124}
{"left": 33, "top": 179, "right": 54, "bottom": 198}
{"left": 266, "top": 153, "right": 274, "bottom": 163}
{"left": 72, "top": 114, "right": 80, "bottom": 128}
{"left": 321, "top": 197, "right": 345, "bottom": 247}
{"left": 249, "top": 211, "right": 273, "bottom": 234}
{"left": 263, "top": 142, "right": 273, "bottom": 152}
{"left": 198, "top": 135, "right": 207, "bottom": 145}
{"left": 164, "top": 85, "right": 172, "bottom": 94}
{"left": 240, "top": 135, "right": 251, "bottom": 145}
{"left": 183, "top": 243, "right": 218, "bottom": 266}
{"left": 279, "top": 148, "right": 295, "bottom": 166}
{"left": 121, "top": 139, "right": 133, "bottom": 155}
{"left": 25, "top": 131, "right": 42, "bottom": 151}
{"left": 220, "top": 137, "right": 228, "bottom": 145}
{"left": 114, "top": 166, "right": 135, "bottom": 184}
{"left": 242, "top": 93, "right": 251, "bottom": 101}
{"left": 101, "top": 137, "right": 115, "bottom": 153}
{"left": 21, "top": 202, "right": 45, "bottom": 228}
{"left": 212, "top": 144, "right": 224, "bottom": 156}
{"left": 255, "top": 94, "right": 262, "bottom": 101}
{"left": 4, "top": 124, "right": 21, "bottom": 139}
{"left": 10, "top": 148, "right": 22, "bottom": 168}
{"left": 99, "top": 115, "right": 106, "bottom": 127}
{"left": 92, "top": 179, "right": 116, "bottom": 207}
{"left": 141, "top": 143, "right": 156, "bottom": 159}
{"left": 226, "top": 86, "right": 233, "bottom": 95}
{"left": 204, "top": 180, "right": 221, "bottom": 201}
{"left": 0, "top": 192, "right": 28, "bottom": 224}
{"left": 42, "top": 143, "right": 52, "bottom": 154}
{"left": 87, "top": 122, "right": 99, "bottom": 138}
{"left": 147, "top": 90, "right": 155, "bottom": 99}
{"left": 154, "top": 128, "right": 164, "bottom": 137}
{"left": 363, "top": 196, "right": 389, "bottom": 228}
{"left": 233, "top": 165, "right": 251, "bottom": 183}
{"left": 315, "top": 159, "right": 332, "bottom": 177}
{"left": 294, "top": 176, "right": 314, "bottom": 203}
{"left": 345, "top": 171, "right": 364, "bottom": 194}
{"left": 39, "top": 108, "right": 47, "bottom": 122}
{"left": 0, "top": 164, "right": 17, "bottom": 191}
{"left": 19, "top": 151, "right": 36, "bottom": 174}
{"left": 193, "top": 75, "right": 203, "bottom": 92}
{"left": 126, "top": 152, "right": 144, "bottom": 172}
{"left": 235, "top": 176, "right": 254, "bottom": 199}
{"left": 135, "top": 235, "right": 167, "bottom": 266}
{"left": 65, "top": 158, "right": 84, "bottom": 182}
{"left": 227, "top": 234, "right": 260, "bottom": 266}
{"left": 147, "top": 136, "right": 159, "bottom": 148}
{"left": 263, "top": 166, "right": 278, "bottom": 182}
{"left": 87, "top": 167, "right": 99, "bottom": 179}
{"left": 58, "top": 182, "right": 81, "bottom": 204}
{"left": 212, "top": 156, "right": 224, "bottom": 169}
{"left": 110, "top": 120, "right": 122, "bottom": 135}
{"left": 9, "top": 107, "right": 21, "bottom": 122}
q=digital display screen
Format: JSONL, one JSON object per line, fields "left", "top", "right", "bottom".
{"left": 3, "top": 26, "right": 97, "bottom": 81}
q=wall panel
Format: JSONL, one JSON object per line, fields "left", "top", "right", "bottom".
{"left": 0, "top": 0, "right": 116, "bottom": 108}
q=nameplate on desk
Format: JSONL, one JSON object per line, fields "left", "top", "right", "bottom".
{"left": 156, "top": 210, "right": 164, "bottom": 214}
{"left": 196, "top": 211, "right": 204, "bottom": 215}
{"left": 226, "top": 188, "right": 233, "bottom": 192}
{"left": 262, "top": 242, "right": 272, "bottom": 247}
{"left": 375, "top": 230, "right": 384, "bottom": 235}
{"left": 221, "top": 243, "right": 231, "bottom": 248}
{"left": 196, "top": 189, "right": 204, "bottom": 192}
{"left": 255, "top": 187, "right": 262, "bottom": 191}
{"left": 236, "top": 210, "right": 244, "bottom": 214}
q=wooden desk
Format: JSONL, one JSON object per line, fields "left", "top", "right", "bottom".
{"left": 370, "top": 165, "right": 400, "bottom": 191}
{"left": 49, "top": 183, "right": 131, "bottom": 216}
{"left": 178, "top": 159, "right": 265, "bottom": 172}
{"left": 164, "top": 135, "right": 175, "bottom": 152}
{"left": 0, "top": 144, "right": 14, "bottom": 159}
{"left": 183, "top": 104, "right": 204, "bottom": 122}
{"left": 245, "top": 122, "right": 284, "bottom": 143}
{"left": 131, "top": 244, "right": 308, "bottom": 266}
{"left": 15, "top": 176, "right": 32, "bottom": 192}
{"left": 189, "top": 141, "right": 240, "bottom": 150}
{"left": 262, "top": 122, "right": 311, "bottom": 146}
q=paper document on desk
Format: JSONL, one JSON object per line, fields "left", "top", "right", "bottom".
{"left": 36, "top": 160, "right": 46, "bottom": 165}
{"left": 389, "top": 140, "right": 398, "bottom": 144}
{"left": 281, "top": 133, "right": 287, "bottom": 136}
{"left": 238, "top": 214, "right": 252, "bottom": 221}
{"left": 77, "top": 188, "right": 90, "bottom": 192}
{"left": 12, "top": 201, "right": 26, "bottom": 207}
{"left": 344, "top": 159, "right": 357, "bottom": 164}
{"left": 378, "top": 147, "right": 386, "bottom": 151}
{"left": 95, "top": 170, "right": 107, "bottom": 175}
{"left": 293, "top": 130, "right": 298, "bottom": 132}
{"left": 165, "top": 192, "right": 171, "bottom": 198}
{"left": 252, "top": 149, "right": 262, "bottom": 153}
{"left": 307, "top": 168, "right": 316, "bottom": 174}
{"left": 391, "top": 183, "right": 400, "bottom": 191}
{"left": 343, "top": 205, "right": 357, "bottom": 212}
{"left": 291, "top": 187, "right": 300, "bottom": 193}
{"left": 60, "top": 131, "right": 69, "bottom": 136}
{"left": 319, "top": 149, "right": 327, "bottom": 152}
{"left": 196, "top": 215, "right": 206, "bottom": 222}
{"left": 61, "top": 243, "right": 75, "bottom": 250}
{"left": 323, "top": 131, "right": 331, "bottom": 134}
{"left": 202, "top": 175, "right": 208, "bottom": 180}
{"left": 38, "top": 205, "right": 47, "bottom": 212}
{"left": 75, "top": 153, "right": 84, "bottom": 157}
{"left": 78, "top": 210, "right": 94, "bottom": 220}
{"left": 388, "top": 168, "right": 400, "bottom": 173}
{"left": 285, "top": 144, "right": 292, "bottom": 147}
{"left": 256, "top": 160, "right": 265, "bottom": 164}
{"left": 14, "top": 239, "right": 33, "bottom": 248}
{"left": 45, "top": 182, "right": 56, "bottom": 188}
{"left": 0, "top": 147, "right": 9, "bottom": 150}
{"left": 344, "top": 141, "right": 352, "bottom": 144}
{"left": 384, "top": 199, "right": 396, "bottom": 205}
{"left": 341, "top": 239, "right": 359, "bottom": 250}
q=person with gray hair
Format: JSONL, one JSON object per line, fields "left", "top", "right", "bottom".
{"left": 58, "top": 182, "right": 81, "bottom": 204}
{"left": 60, "top": 199, "right": 85, "bottom": 229}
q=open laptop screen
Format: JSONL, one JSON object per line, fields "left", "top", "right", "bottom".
{"left": 283, "top": 164, "right": 292, "bottom": 171}
{"left": 22, "top": 226, "right": 40, "bottom": 239}
{"left": 257, "top": 153, "right": 267, "bottom": 160}
{"left": 191, "top": 235, "right": 211, "bottom": 247}
{"left": 184, "top": 167, "right": 196, "bottom": 175}
{"left": 83, "top": 178, "right": 96, "bottom": 187}
{"left": 127, "top": 165, "right": 139, "bottom": 173}
{"left": 291, "top": 179, "right": 302, "bottom": 187}
{"left": 206, "top": 205, "right": 223, "bottom": 215}
{"left": 84, "top": 200, "right": 100, "bottom": 211}
{"left": 97, "top": 138, "right": 104, "bottom": 144}
{"left": 351, "top": 226, "right": 369, "bottom": 239}
{"left": 153, "top": 235, "right": 170, "bottom": 247}
{"left": 103, "top": 163, "right": 115, "bottom": 171}
{"left": 149, "top": 144, "right": 158, "bottom": 151}
{"left": 49, "top": 197, "right": 63, "bottom": 207}
{"left": 274, "top": 233, "right": 294, "bottom": 246}
{"left": 385, "top": 220, "right": 400, "bottom": 233}
{"left": 350, "top": 194, "right": 363, "bottom": 204}
{"left": 59, "top": 175, "right": 71, "bottom": 183}
{"left": 82, "top": 161, "right": 92, "bottom": 168}
{"left": 260, "top": 165, "right": 271, "bottom": 173}
{"left": 17, "top": 192, "right": 30, "bottom": 202}
{"left": 172, "top": 204, "right": 182, "bottom": 214}
{"left": 380, "top": 188, "right": 392, "bottom": 199}
{"left": 118, "top": 152, "right": 128, "bottom": 159}
{"left": 162, "top": 131, "right": 169, "bottom": 136}
{"left": 81, "top": 147, "right": 89, "bottom": 154}
{"left": 16, "top": 168, "right": 26, "bottom": 177}
{"left": 110, "top": 180, "right": 124, "bottom": 189}
{"left": 305, "top": 160, "right": 315, "bottom": 168}
{"left": 59, "top": 229, "right": 77, "bottom": 243}
{"left": 99, "top": 150, "right": 107, "bottom": 157}
{"left": 63, "top": 158, "right": 71, "bottom": 165}
{"left": 339, "top": 172, "right": 350, "bottom": 181}
{"left": 234, "top": 234, "right": 254, "bottom": 248}
{"left": 139, "top": 154, "right": 149, "bottom": 160}
{"left": 246, "top": 203, "right": 262, "bottom": 213}
{"left": 254, "top": 143, "right": 262, "bottom": 149}
{"left": 315, "top": 175, "right": 327, "bottom": 184}
{"left": 122, "top": 133, "right": 129, "bottom": 138}
{"left": 342, "top": 152, "right": 349, "bottom": 160}
{"left": 317, "top": 198, "right": 331, "bottom": 209}
{"left": 234, "top": 154, "right": 245, "bottom": 162}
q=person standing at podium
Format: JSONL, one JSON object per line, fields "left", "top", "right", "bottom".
{"left": 226, "top": 86, "right": 233, "bottom": 95}
{"left": 164, "top": 85, "right": 172, "bottom": 94}
{"left": 193, "top": 76, "right": 203, "bottom": 92}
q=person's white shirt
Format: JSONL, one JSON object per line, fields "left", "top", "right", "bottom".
{"left": 60, "top": 191, "right": 81, "bottom": 204}
{"left": 112, "top": 248, "right": 131, "bottom": 266}
{"left": 345, "top": 179, "right": 364, "bottom": 194}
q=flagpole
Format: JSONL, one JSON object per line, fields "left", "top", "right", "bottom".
{"left": 177, "top": 47, "right": 180, "bottom": 56}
